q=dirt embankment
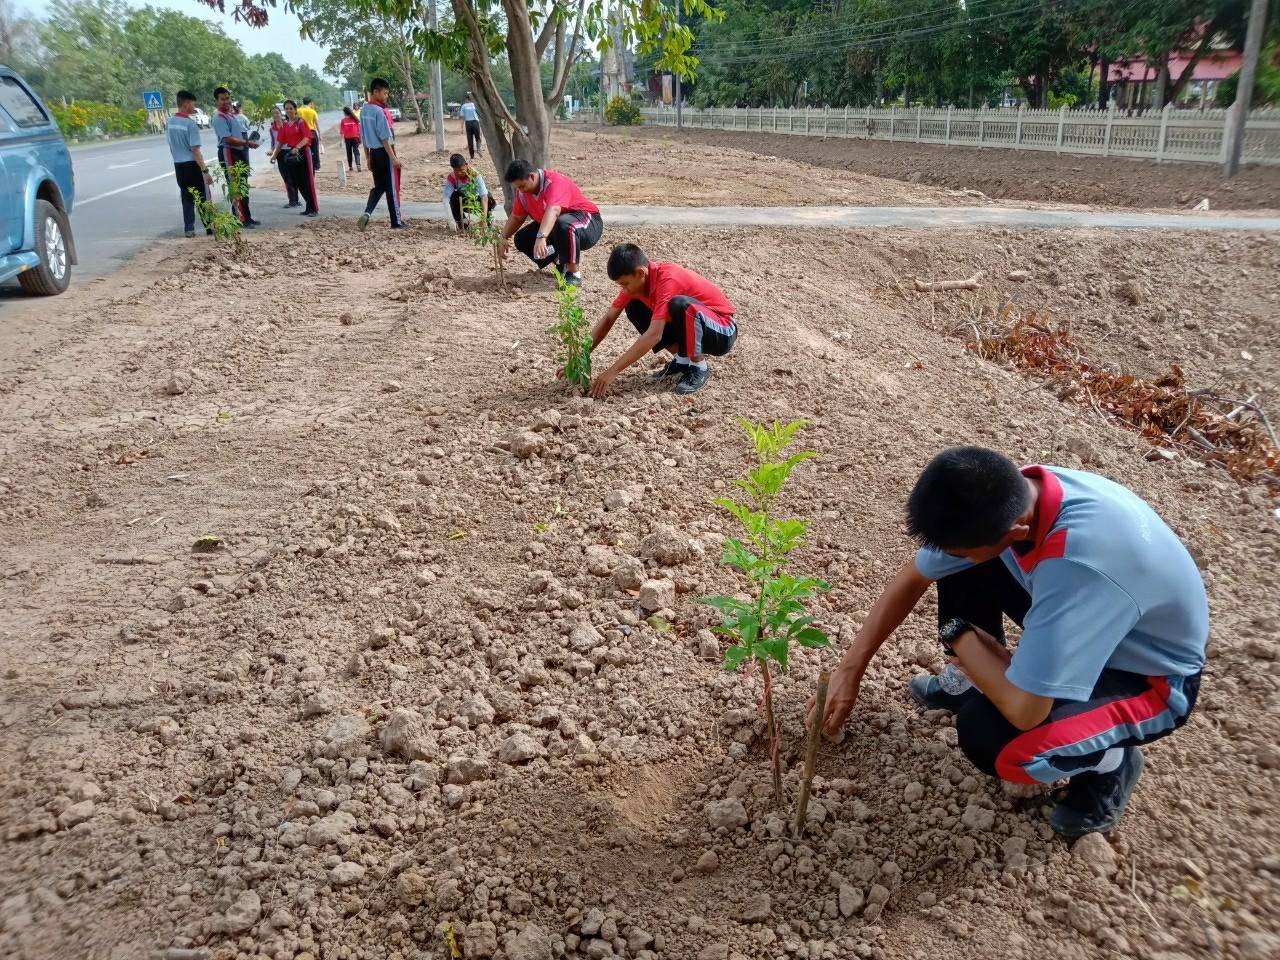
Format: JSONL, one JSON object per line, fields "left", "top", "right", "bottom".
{"left": 576, "top": 122, "right": 1280, "bottom": 211}
{"left": 290, "top": 120, "right": 973, "bottom": 209}
{"left": 0, "top": 219, "right": 1277, "bottom": 960}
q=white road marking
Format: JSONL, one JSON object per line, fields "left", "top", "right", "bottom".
{"left": 107, "top": 159, "right": 150, "bottom": 169}
{"left": 78, "top": 172, "right": 174, "bottom": 206}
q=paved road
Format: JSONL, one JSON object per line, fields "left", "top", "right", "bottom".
{"left": 21, "top": 110, "right": 344, "bottom": 285}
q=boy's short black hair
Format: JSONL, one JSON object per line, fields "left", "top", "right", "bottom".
{"left": 213, "top": 86, "right": 229, "bottom": 98}
{"left": 343, "top": 106, "right": 354, "bottom": 118}
{"left": 303, "top": 97, "right": 313, "bottom": 105}
{"left": 176, "top": 90, "right": 196, "bottom": 106}
{"left": 449, "top": 153, "right": 466, "bottom": 169}
{"left": 905, "top": 447, "right": 1031, "bottom": 550}
{"left": 607, "top": 243, "right": 649, "bottom": 280}
{"left": 504, "top": 159, "right": 536, "bottom": 182}
{"left": 370, "top": 77, "right": 390, "bottom": 92}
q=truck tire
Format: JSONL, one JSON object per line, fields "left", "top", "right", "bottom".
{"left": 18, "top": 199, "right": 73, "bottom": 296}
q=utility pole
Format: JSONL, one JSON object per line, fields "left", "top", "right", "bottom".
{"left": 428, "top": 0, "right": 446, "bottom": 152}
{"left": 1224, "top": 0, "right": 1268, "bottom": 178}
{"left": 674, "top": 2, "right": 683, "bottom": 130}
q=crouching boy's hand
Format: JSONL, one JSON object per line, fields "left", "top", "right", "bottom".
{"left": 587, "top": 371, "right": 615, "bottom": 399}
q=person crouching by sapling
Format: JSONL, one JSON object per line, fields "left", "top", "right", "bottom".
{"left": 443, "top": 153, "right": 496, "bottom": 231}
{"left": 818, "top": 447, "right": 1208, "bottom": 837}
{"left": 579, "top": 243, "right": 737, "bottom": 398}
{"left": 497, "top": 159, "right": 602, "bottom": 287}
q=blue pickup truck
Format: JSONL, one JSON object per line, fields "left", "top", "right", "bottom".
{"left": 0, "top": 67, "right": 77, "bottom": 295}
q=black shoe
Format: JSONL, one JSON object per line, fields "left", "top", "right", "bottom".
{"left": 1049, "top": 747, "right": 1145, "bottom": 838}
{"left": 206, "top": 228, "right": 215, "bottom": 237}
{"left": 651, "top": 358, "right": 687, "bottom": 381}
{"left": 908, "top": 673, "right": 982, "bottom": 713}
{"left": 184, "top": 230, "right": 196, "bottom": 238}
{"left": 675, "top": 364, "right": 711, "bottom": 395}
{"left": 303, "top": 210, "right": 319, "bottom": 218}
{"left": 246, "top": 218, "right": 262, "bottom": 227}
{"left": 243, "top": 221, "right": 258, "bottom": 229}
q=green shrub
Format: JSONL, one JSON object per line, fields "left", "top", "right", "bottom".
{"left": 604, "top": 95, "right": 643, "bottom": 126}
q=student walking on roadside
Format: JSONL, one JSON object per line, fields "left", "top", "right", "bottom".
{"left": 461, "top": 94, "right": 482, "bottom": 159}
{"left": 167, "top": 90, "right": 214, "bottom": 238}
{"left": 817, "top": 448, "right": 1208, "bottom": 837}
{"left": 268, "top": 100, "right": 320, "bottom": 217}
{"left": 442, "top": 153, "right": 495, "bottom": 230}
{"left": 340, "top": 106, "right": 362, "bottom": 172}
{"left": 582, "top": 243, "right": 737, "bottom": 397}
{"left": 297, "top": 97, "right": 321, "bottom": 172}
{"left": 498, "top": 160, "right": 603, "bottom": 286}
{"left": 268, "top": 105, "right": 301, "bottom": 208}
{"left": 212, "top": 86, "right": 260, "bottom": 227}
{"left": 356, "top": 78, "right": 403, "bottom": 231}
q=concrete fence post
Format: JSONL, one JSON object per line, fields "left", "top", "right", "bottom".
{"left": 866, "top": 103, "right": 872, "bottom": 139}
{"left": 1156, "top": 101, "right": 1172, "bottom": 161}
{"left": 945, "top": 105, "right": 952, "bottom": 145}
{"left": 1015, "top": 103, "right": 1024, "bottom": 145}
{"left": 890, "top": 105, "right": 896, "bottom": 141}
{"left": 1055, "top": 104, "right": 1066, "bottom": 153}
{"left": 916, "top": 104, "right": 922, "bottom": 141}
{"left": 1104, "top": 100, "right": 1116, "bottom": 156}
{"left": 978, "top": 104, "right": 986, "bottom": 147}
{"left": 844, "top": 104, "right": 849, "bottom": 138}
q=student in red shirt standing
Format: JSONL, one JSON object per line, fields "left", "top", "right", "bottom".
{"left": 268, "top": 105, "right": 301, "bottom": 208}
{"left": 497, "top": 160, "right": 603, "bottom": 286}
{"left": 340, "top": 107, "right": 362, "bottom": 173}
{"left": 579, "top": 243, "right": 737, "bottom": 397}
{"left": 268, "top": 100, "right": 319, "bottom": 217}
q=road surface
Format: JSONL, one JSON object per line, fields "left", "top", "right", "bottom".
{"left": 12, "top": 110, "right": 343, "bottom": 286}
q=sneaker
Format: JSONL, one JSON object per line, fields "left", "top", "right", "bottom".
{"left": 184, "top": 230, "right": 196, "bottom": 238}
{"left": 246, "top": 218, "right": 262, "bottom": 227}
{"left": 675, "top": 364, "right": 712, "bottom": 395}
{"left": 563, "top": 272, "right": 583, "bottom": 287}
{"left": 651, "top": 358, "right": 687, "bottom": 381}
{"left": 908, "top": 673, "right": 981, "bottom": 713}
{"left": 303, "top": 210, "right": 319, "bottom": 218}
{"left": 356, "top": 213, "right": 370, "bottom": 231}
{"left": 1049, "top": 747, "right": 1145, "bottom": 838}
{"left": 390, "top": 223, "right": 405, "bottom": 230}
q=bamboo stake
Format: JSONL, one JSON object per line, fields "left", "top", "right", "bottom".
{"left": 792, "top": 670, "right": 831, "bottom": 838}
{"left": 761, "top": 663, "right": 784, "bottom": 807}
{"left": 913, "top": 271, "right": 984, "bottom": 292}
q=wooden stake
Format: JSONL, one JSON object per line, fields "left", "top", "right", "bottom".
{"left": 913, "top": 272, "right": 984, "bottom": 293}
{"left": 793, "top": 670, "right": 830, "bottom": 838}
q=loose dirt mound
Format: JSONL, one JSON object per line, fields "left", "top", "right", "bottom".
{"left": 1, "top": 220, "right": 1277, "bottom": 960}
{"left": 290, "top": 121, "right": 962, "bottom": 209}
{"left": 579, "top": 123, "right": 1280, "bottom": 212}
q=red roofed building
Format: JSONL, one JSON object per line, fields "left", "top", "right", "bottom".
{"left": 1107, "top": 48, "right": 1244, "bottom": 109}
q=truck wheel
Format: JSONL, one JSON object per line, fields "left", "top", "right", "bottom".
{"left": 18, "top": 200, "right": 73, "bottom": 296}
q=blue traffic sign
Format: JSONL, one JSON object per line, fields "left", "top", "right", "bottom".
{"left": 142, "top": 90, "right": 164, "bottom": 111}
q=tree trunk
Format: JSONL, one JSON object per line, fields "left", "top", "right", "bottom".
{"left": 1098, "top": 53, "right": 1110, "bottom": 109}
{"left": 1152, "top": 54, "right": 1169, "bottom": 109}
{"left": 397, "top": 43, "right": 428, "bottom": 136}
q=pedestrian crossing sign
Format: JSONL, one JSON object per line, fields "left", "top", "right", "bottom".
{"left": 143, "top": 91, "right": 164, "bottom": 111}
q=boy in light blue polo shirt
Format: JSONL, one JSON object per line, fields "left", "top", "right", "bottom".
{"left": 818, "top": 447, "right": 1207, "bottom": 838}
{"left": 166, "top": 90, "right": 213, "bottom": 237}
{"left": 356, "top": 78, "right": 403, "bottom": 230}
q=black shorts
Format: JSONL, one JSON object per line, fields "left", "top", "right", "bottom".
{"left": 624, "top": 297, "right": 737, "bottom": 358}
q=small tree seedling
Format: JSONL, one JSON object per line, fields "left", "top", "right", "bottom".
{"left": 189, "top": 161, "right": 250, "bottom": 253}
{"left": 548, "top": 267, "right": 592, "bottom": 393}
{"left": 460, "top": 181, "right": 506, "bottom": 289}
{"left": 700, "top": 419, "right": 830, "bottom": 807}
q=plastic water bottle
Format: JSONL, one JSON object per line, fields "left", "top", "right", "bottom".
{"left": 937, "top": 662, "right": 974, "bottom": 696}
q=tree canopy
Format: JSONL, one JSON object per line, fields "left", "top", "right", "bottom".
{"left": 11, "top": 0, "right": 341, "bottom": 111}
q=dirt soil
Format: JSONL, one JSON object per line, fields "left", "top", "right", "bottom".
{"left": 576, "top": 122, "right": 1280, "bottom": 212}
{"left": 1, "top": 218, "right": 1278, "bottom": 960}
{"left": 291, "top": 120, "right": 966, "bottom": 209}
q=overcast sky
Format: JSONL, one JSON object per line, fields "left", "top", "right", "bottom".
{"left": 21, "top": 0, "right": 335, "bottom": 76}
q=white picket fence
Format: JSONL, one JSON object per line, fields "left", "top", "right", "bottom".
{"left": 631, "top": 103, "right": 1280, "bottom": 166}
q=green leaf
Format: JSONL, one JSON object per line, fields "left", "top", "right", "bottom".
{"left": 724, "top": 644, "right": 752, "bottom": 672}
{"left": 794, "top": 626, "right": 831, "bottom": 649}
{"left": 699, "top": 594, "right": 752, "bottom": 615}
{"left": 646, "top": 614, "right": 673, "bottom": 634}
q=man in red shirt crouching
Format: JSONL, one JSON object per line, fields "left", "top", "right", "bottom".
{"left": 498, "top": 160, "right": 603, "bottom": 286}
{"left": 580, "top": 243, "right": 737, "bottom": 398}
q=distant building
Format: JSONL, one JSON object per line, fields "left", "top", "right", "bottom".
{"left": 1107, "top": 49, "right": 1243, "bottom": 109}
{"left": 600, "top": 9, "right": 634, "bottom": 99}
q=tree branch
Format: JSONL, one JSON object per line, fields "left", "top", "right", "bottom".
{"left": 450, "top": 0, "right": 522, "bottom": 132}
{"left": 1167, "top": 22, "right": 1217, "bottom": 103}
{"left": 534, "top": 1, "right": 559, "bottom": 59}
{"left": 546, "top": 0, "right": 585, "bottom": 107}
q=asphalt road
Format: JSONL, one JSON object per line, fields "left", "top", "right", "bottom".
{"left": 36, "top": 109, "right": 344, "bottom": 285}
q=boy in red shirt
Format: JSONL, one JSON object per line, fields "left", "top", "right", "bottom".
{"left": 581, "top": 243, "right": 737, "bottom": 398}
{"left": 498, "top": 159, "right": 603, "bottom": 286}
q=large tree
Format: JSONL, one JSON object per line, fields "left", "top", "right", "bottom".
{"left": 201, "top": 0, "right": 719, "bottom": 207}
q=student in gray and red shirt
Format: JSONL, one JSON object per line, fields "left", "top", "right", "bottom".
{"left": 577, "top": 243, "right": 737, "bottom": 398}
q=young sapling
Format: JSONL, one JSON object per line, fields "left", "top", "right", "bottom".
{"left": 460, "top": 181, "right": 506, "bottom": 289}
{"left": 701, "top": 419, "right": 830, "bottom": 807}
{"left": 548, "top": 267, "right": 592, "bottom": 393}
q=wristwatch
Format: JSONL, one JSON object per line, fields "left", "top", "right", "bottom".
{"left": 938, "top": 618, "right": 975, "bottom": 658}
{"left": 536, "top": 231, "right": 546, "bottom": 239}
